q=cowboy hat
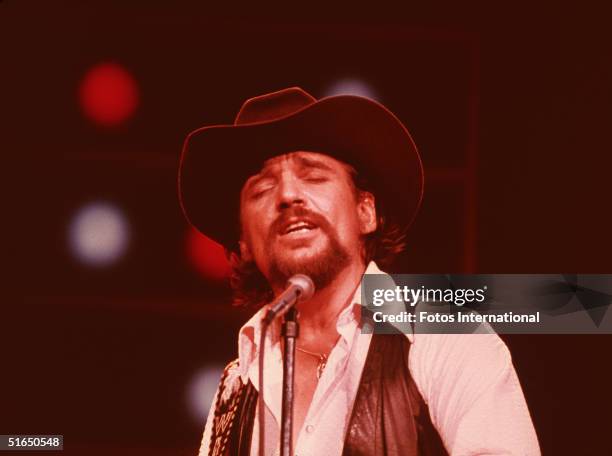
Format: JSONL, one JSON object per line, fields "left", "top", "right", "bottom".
{"left": 178, "top": 87, "right": 423, "bottom": 250}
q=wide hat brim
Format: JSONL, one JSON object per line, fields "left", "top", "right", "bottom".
{"left": 178, "top": 95, "right": 424, "bottom": 250}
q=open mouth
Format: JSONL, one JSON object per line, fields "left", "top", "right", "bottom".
{"left": 280, "top": 219, "right": 318, "bottom": 236}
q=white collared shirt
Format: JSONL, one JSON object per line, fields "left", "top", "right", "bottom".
{"left": 199, "top": 262, "right": 541, "bottom": 455}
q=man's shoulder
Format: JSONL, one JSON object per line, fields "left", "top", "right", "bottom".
{"left": 215, "top": 358, "right": 246, "bottom": 405}
{"left": 409, "top": 332, "right": 513, "bottom": 398}
{"left": 223, "top": 358, "right": 241, "bottom": 374}
{"left": 412, "top": 331, "right": 510, "bottom": 366}
{"left": 220, "top": 358, "right": 243, "bottom": 384}
{"left": 413, "top": 331, "right": 509, "bottom": 357}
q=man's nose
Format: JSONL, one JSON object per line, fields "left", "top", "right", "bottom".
{"left": 276, "top": 174, "right": 305, "bottom": 210}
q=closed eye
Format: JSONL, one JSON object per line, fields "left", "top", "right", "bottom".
{"left": 302, "top": 172, "right": 329, "bottom": 183}
{"left": 248, "top": 181, "right": 276, "bottom": 200}
{"left": 250, "top": 187, "right": 272, "bottom": 199}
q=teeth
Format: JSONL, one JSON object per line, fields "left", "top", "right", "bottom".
{"left": 285, "top": 221, "right": 313, "bottom": 233}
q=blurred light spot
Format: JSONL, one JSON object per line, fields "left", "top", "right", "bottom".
{"left": 324, "top": 78, "right": 380, "bottom": 101}
{"left": 186, "top": 365, "right": 225, "bottom": 424}
{"left": 79, "top": 62, "right": 139, "bottom": 127}
{"left": 186, "top": 227, "right": 231, "bottom": 282}
{"left": 68, "top": 201, "right": 130, "bottom": 267}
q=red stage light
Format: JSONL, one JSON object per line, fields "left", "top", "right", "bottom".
{"left": 78, "top": 62, "right": 139, "bottom": 127}
{"left": 186, "top": 227, "right": 231, "bottom": 282}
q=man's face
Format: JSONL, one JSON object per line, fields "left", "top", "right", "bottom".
{"left": 239, "top": 151, "right": 376, "bottom": 290}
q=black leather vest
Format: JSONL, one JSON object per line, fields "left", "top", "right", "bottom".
{"left": 208, "top": 331, "right": 448, "bottom": 455}
{"left": 342, "top": 332, "right": 447, "bottom": 455}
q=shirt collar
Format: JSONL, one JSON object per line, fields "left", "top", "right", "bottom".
{"left": 236, "top": 261, "right": 400, "bottom": 382}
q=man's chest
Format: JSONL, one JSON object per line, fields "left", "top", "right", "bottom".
{"left": 291, "top": 354, "right": 323, "bottom": 448}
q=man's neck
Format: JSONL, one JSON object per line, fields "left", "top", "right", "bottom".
{"left": 290, "top": 260, "right": 367, "bottom": 351}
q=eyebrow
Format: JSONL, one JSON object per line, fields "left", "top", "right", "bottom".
{"left": 243, "top": 154, "right": 338, "bottom": 195}
{"left": 292, "top": 155, "right": 336, "bottom": 173}
{"left": 243, "top": 169, "right": 274, "bottom": 195}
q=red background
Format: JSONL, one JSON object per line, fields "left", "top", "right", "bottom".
{"left": 3, "top": 1, "right": 612, "bottom": 454}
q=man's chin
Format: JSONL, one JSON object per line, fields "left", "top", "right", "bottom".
{"left": 268, "top": 245, "right": 327, "bottom": 277}
{"left": 273, "top": 247, "right": 324, "bottom": 271}
{"left": 266, "top": 230, "right": 351, "bottom": 291}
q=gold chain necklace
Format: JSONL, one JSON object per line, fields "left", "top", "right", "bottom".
{"left": 296, "top": 346, "right": 328, "bottom": 379}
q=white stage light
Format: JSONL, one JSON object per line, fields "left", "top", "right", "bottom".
{"left": 68, "top": 201, "right": 130, "bottom": 267}
{"left": 186, "top": 365, "right": 225, "bottom": 424}
{"left": 324, "top": 78, "right": 380, "bottom": 101}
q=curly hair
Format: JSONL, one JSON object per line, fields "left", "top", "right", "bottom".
{"left": 228, "top": 166, "right": 407, "bottom": 308}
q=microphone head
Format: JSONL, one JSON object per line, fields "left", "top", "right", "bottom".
{"left": 286, "top": 274, "right": 315, "bottom": 302}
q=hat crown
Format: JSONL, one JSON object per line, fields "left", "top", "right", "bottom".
{"left": 234, "top": 87, "right": 317, "bottom": 125}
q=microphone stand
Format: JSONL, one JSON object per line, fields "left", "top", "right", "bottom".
{"left": 259, "top": 275, "right": 313, "bottom": 456}
{"left": 280, "top": 307, "right": 299, "bottom": 456}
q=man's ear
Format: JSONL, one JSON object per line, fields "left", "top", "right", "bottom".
{"left": 358, "top": 192, "right": 377, "bottom": 235}
{"left": 239, "top": 239, "right": 253, "bottom": 261}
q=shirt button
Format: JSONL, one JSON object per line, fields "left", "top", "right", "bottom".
{"left": 305, "top": 424, "right": 314, "bottom": 433}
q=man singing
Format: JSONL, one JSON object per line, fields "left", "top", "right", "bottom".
{"left": 179, "top": 87, "right": 540, "bottom": 455}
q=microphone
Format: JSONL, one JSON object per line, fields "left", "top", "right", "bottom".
{"left": 263, "top": 274, "right": 315, "bottom": 324}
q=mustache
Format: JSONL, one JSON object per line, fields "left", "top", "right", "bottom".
{"left": 269, "top": 206, "right": 332, "bottom": 238}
